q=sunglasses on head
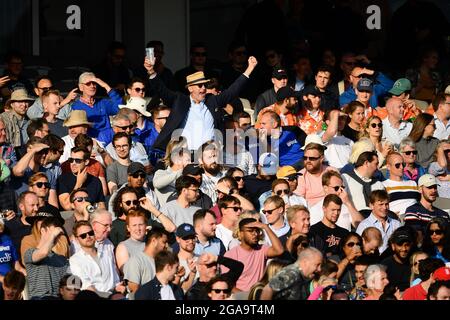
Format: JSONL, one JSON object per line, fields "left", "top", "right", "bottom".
{"left": 68, "top": 157, "right": 84, "bottom": 164}
{"left": 131, "top": 172, "right": 146, "bottom": 179}
{"left": 430, "top": 229, "right": 444, "bottom": 235}
{"left": 276, "top": 189, "right": 289, "bottom": 196}
{"left": 123, "top": 200, "right": 139, "bottom": 206}
{"left": 262, "top": 207, "right": 282, "bottom": 215}
{"left": 73, "top": 196, "right": 90, "bottom": 203}
{"left": 211, "top": 288, "right": 231, "bottom": 294}
{"left": 370, "top": 123, "right": 382, "bottom": 128}
{"left": 346, "top": 241, "right": 361, "bottom": 248}
{"left": 403, "top": 150, "right": 418, "bottom": 156}
{"left": 394, "top": 162, "right": 406, "bottom": 169}
{"left": 304, "top": 156, "right": 321, "bottom": 161}
{"left": 77, "top": 230, "right": 95, "bottom": 239}
{"left": 33, "top": 181, "right": 50, "bottom": 189}
{"left": 233, "top": 176, "right": 243, "bottom": 182}
{"left": 134, "top": 87, "right": 145, "bottom": 93}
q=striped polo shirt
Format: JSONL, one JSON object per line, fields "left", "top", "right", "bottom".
{"left": 382, "top": 179, "right": 420, "bottom": 215}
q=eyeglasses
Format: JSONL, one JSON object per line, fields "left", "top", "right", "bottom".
{"left": 429, "top": 229, "right": 444, "bottom": 235}
{"left": 304, "top": 156, "right": 321, "bottom": 161}
{"left": 262, "top": 207, "right": 282, "bottom": 215}
{"left": 114, "top": 144, "right": 130, "bottom": 150}
{"left": 94, "top": 221, "right": 112, "bottom": 229}
{"left": 233, "top": 176, "right": 243, "bottom": 182}
{"left": 68, "top": 157, "right": 84, "bottom": 164}
{"left": 329, "top": 185, "right": 345, "bottom": 192}
{"left": 73, "top": 196, "right": 90, "bottom": 203}
{"left": 116, "top": 125, "right": 134, "bottom": 130}
{"left": 193, "top": 52, "right": 207, "bottom": 57}
{"left": 276, "top": 189, "right": 290, "bottom": 196}
{"left": 38, "top": 86, "right": 53, "bottom": 92}
{"left": 243, "top": 228, "right": 261, "bottom": 234}
{"left": 83, "top": 81, "right": 97, "bottom": 87}
{"left": 403, "top": 150, "right": 418, "bottom": 156}
{"left": 225, "top": 206, "right": 242, "bottom": 212}
{"left": 77, "top": 230, "right": 95, "bottom": 239}
{"left": 123, "top": 200, "right": 139, "bottom": 206}
{"left": 346, "top": 241, "right": 361, "bottom": 248}
{"left": 211, "top": 288, "right": 231, "bottom": 294}
{"left": 188, "top": 188, "right": 200, "bottom": 193}
{"left": 131, "top": 172, "right": 146, "bottom": 179}
{"left": 133, "top": 87, "right": 145, "bottom": 93}
{"left": 33, "top": 181, "right": 50, "bottom": 189}
{"left": 394, "top": 162, "right": 406, "bottom": 169}
{"left": 370, "top": 123, "right": 383, "bottom": 128}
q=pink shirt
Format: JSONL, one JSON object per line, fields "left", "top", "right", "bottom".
{"left": 222, "top": 244, "right": 269, "bottom": 292}
{"left": 295, "top": 166, "right": 336, "bottom": 207}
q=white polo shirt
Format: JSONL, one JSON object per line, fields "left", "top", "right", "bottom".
{"left": 382, "top": 118, "right": 412, "bottom": 148}
{"left": 433, "top": 115, "right": 450, "bottom": 140}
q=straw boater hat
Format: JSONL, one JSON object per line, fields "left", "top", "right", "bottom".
{"left": 63, "top": 110, "right": 93, "bottom": 127}
{"left": 119, "top": 97, "right": 151, "bottom": 117}
{"left": 185, "top": 71, "right": 210, "bottom": 88}
{"left": 4, "top": 88, "right": 34, "bottom": 109}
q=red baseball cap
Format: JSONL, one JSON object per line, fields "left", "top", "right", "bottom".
{"left": 433, "top": 267, "right": 450, "bottom": 281}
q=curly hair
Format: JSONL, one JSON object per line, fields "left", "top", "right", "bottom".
{"left": 112, "top": 186, "right": 139, "bottom": 217}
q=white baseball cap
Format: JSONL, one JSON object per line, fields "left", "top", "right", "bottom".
{"left": 258, "top": 153, "right": 278, "bottom": 176}
{"left": 418, "top": 174, "right": 440, "bottom": 188}
{"left": 119, "top": 97, "right": 151, "bottom": 117}
{"left": 301, "top": 134, "right": 327, "bottom": 150}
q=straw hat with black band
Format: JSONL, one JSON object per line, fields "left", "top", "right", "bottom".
{"left": 185, "top": 71, "right": 210, "bottom": 88}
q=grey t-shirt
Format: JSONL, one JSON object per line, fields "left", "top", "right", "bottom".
{"left": 161, "top": 200, "right": 201, "bottom": 227}
{"left": 123, "top": 251, "right": 155, "bottom": 286}
{"left": 121, "top": 238, "right": 145, "bottom": 258}
{"left": 106, "top": 161, "right": 129, "bottom": 187}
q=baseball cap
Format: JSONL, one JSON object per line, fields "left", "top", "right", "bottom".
{"left": 127, "top": 162, "right": 146, "bottom": 176}
{"left": 433, "top": 267, "right": 450, "bottom": 281}
{"left": 258, "top": 152, "right": 278, "bottom": 176}
{"left": 302, "top": 85, "right": 321, "bottom": 97}
{"left": 389, "top": 78, "right": 412, "bottom": 96}
{"left": 25, "top": 205, "right": 64, "bottom": 225}
{"left": 390, "top": 229, "right": 413, "bottom": 244}
{"left": 357, "top": 78, "right": 373, "bottom": 93}
{"left": 276, "top": 166, "right": 302, "bottom": 179}
{"left": 276, "top": 86, "right": 297, "bottom": 102}
{"left": 418, "top": 174, "right": 440, "bottom": 188}
{"left": 182, "top": 164, "right": 204, "bottom": 176}
{"left": 445, "top": 85, "right": 450, "bottom": 95}
{"left": 301, "top": 134, "right": 327, "bottom": 150}
{"left": 176, "top": 223, "right": 196, "bottom": 238}
{"left": 272, "top": 69, "right": 288, "bottom": 80}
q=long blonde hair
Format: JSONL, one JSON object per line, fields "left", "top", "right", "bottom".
{"left": 359, "top": 115, "right": 382, "bottom": 140}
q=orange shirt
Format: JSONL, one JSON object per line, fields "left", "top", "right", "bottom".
{"left": 255, "top": 104, "right": 298, "bottom": 128}
{"left": 297, "top": 108, "right": 324, "bottom": 135}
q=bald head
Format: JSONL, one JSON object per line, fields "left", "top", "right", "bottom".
{"left": 386, "top": 97, "right": 405, "bottom": 121}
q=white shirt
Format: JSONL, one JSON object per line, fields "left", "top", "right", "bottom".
{"left": 160, "top": 284, "right": 176, "bottom": 300}
{"left": 106, "top": 140, "right": 149, "bottom": 166}
{"left": 309, "top": 198, "right": 353, "bottom": 231}
{"left": 322, "top": 133, "right": 353, "bottom": 169}
{"left": 223, "top": 150, "right": 257, "bottom": 176}
{"left": 215, "top": 224, "right": 234, "bottom": 251}
{"left": 356, "top": 213, "right": 401, "bottom": 253}
{"left": 433, "top": 115, "right": 450, "bottom": 140}
{"left": 342, "top": 170, "right": 385, "bottom": 211}
{"left": 181, "top": 97, "right": 215, "bottom": 150}
{"left": 382, "top": 118, "right": 413, "bottom": 149}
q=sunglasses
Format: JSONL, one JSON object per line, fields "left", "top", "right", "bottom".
{"left": 346, "top": 241, "right": 361, "bottom": 248}
{"left": 38, "top": 86, "right": 53, "bottom": 92}
{"left": 276, "top": 189, "right": 290, "bottom": 196}
{"left": 33, "top": 181, "right": 50, "bottom": 189}
{"left": 77, "top": 230, "right": 95, "bottom": 239}
{"left": 304, "top": 156, "right": 321, "bottom": 161}
{"left": 83, "top": 81, "right": 97, "bottom": 87}
{"left": 116, "top": 125, "right": 134, "bottom": 130}
{"left": 134, "top": 87, "right": 145, "bottom": 93}
{"left": 225, "top": 206, "right": 242, "bottom": 212}
{"left": 429, "top": 229, "right": 444, "bottom": 235}
{"left": 370, "top": 123, "right": 383, "bottom": 128}
{"left": 114, "top": 144, "right": 130, "bottom": 150}
{"left": 262, "top": 207, "right": 282, "bottom": 215}
{"left": 403, "top": 150, "right": 418, "bottom": 156}
{"left": 286, "top": 175, "right": 298, "bottom": 182}
{"left": 233, "top": 176, "right": 244, "bottom": 182}
{"left": 68, "top": 157, "right": 84, "bottom": 164}
{"left": 205, "top": 262, "right": 217, "bottom": 268}
{"left": 329, "top": 185, "right": 345, "bottom": 192}
{"left": 131, "top": 172, "right": 146, "bottom": 179}
{"left": 123, "top": 200, "right": 139, "bottom": 206}
{"left": 394, "top": 162, "right": 406, "bottom": 169}
{"left": 211, "top": 288, "right": 231, "bottom": 294}
{"left": 73, "top": 196, "right": 90, "bottom": 203}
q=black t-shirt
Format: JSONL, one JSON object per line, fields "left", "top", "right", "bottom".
{"left": 57, "top": 173, "right": 105, "bottom": 204}
{"left": 4, "top": 216, "right": 31, "bottom": 260}
{"left": 342, "top": 124, "right": 360, "bottom": 142}
{"left": 243, "top": 175, "right": 274, "bottom": 211}
{"left": 381, "top": 255, "right": 411, "bottom": 291}
{"left": 309, "top": 221, "right": 349, "bottom": 257}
